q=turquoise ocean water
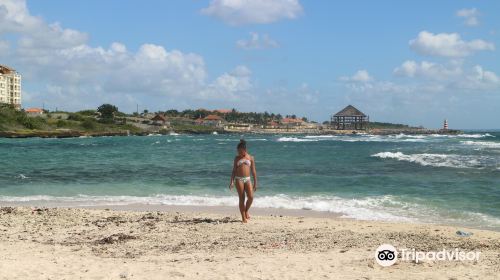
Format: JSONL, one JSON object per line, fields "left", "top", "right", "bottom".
{"left": 1, "top": 131, "right": 499, "bottom": 230}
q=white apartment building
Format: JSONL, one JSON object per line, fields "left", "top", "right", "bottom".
{"left": 0, "top": 65, "right": 22, "bottom": 110}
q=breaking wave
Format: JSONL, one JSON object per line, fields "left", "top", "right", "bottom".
{"left": 461, "top": 141, "right": 500, "bottom": 149}
{"left": 277, "top": 137, "right": 319, "bottom": 142}
{"left": 371, "top": 152, "right": 492, "bottom": 169}
{"left": 278, "top": 133, "right": 495, "bottom": 143}
{"left": 2, "top": 193, "right": 499, "bottom": 230}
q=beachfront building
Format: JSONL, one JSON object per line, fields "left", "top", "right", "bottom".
{"left": 280, "top": 117, "right": 304, "bottom": 127}
{"left": 224, "top": 123, "right": 253, "bottom": 131}
{"left": 331, "top": 105, "right": 369, "bottom": 130}
{"left": 0, "top": 65, "right": 22, "bottom": 110}
{"left": 25, "top": 108, "right": 44, "bottom": 116}
{"left": 151, "top": 114, "right": 169, "bottom": 126}
{"left": 266, "top": 120, "right": 279, "bottom": 129}
{"left": 195, "top": 114, "right": 226, "bottom": 127}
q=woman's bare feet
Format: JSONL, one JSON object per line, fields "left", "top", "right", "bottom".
{"left": 241, "top": 218, "right": 248, "bottom": 223}
{"left": 245, "top": 211, "right": 251, "bottom": 220}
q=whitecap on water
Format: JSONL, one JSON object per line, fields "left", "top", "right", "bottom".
{"left": 460, "top": 140, "right": 500, "bottom": 149}
{"left": 276, "top": 137, "right": 318, "bottom": 142}
{"left": 371, "top": 151, "right": 494, "bottom": 169}
{"left": 456, "top": 133, "right": 494, "bottom": 138}
{"left": 15, "top": 174, "right": 29, "bottom": 179}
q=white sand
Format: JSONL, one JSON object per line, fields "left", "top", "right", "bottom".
{"left": 0, "top": 206, "right": 499, "bottom": 279}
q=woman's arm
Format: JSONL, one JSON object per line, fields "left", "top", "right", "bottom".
{"left": 229, "top": 157, "right": 237, "bottom": 189}
{"left": 251, "top": 156, "right": 258, "bottom": 191}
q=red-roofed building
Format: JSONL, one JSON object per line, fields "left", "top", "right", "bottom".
{"left": 195, "top": 114, "right": 226, "bottom": 127}
{"left": 204, "top": 114, "right": 223, "bottom": 121}
{"left": 266, "top": 120, "right": 279, "bottom": 128}
{"left": 280, "top": 117, "right": 304, "bottom": 127}
{"left": 25, "top": 108, "right": 44, "bottom": 116}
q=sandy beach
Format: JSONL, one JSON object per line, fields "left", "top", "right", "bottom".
{"left": 0, "top": 205, "right": 499, "bottom": 280}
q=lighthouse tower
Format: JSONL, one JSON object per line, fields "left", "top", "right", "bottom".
{"left": 443, "top": 119, "right": 448, "bottom": 130}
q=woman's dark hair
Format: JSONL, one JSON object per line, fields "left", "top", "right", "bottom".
{"left": 237, "top": 139, "right": 246, "bottom": 150}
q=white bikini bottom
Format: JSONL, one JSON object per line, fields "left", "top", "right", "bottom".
{"left": 234, "top": 176, "right": 251, "bottom": 183}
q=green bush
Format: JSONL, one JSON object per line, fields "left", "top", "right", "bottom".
{"left": 67, "top": 113, "right": 85, "bottom": 121}
{"left": 81, "top": 118, "right": 97, "bottom": 130}
{"left": 17, "top": 116, "right": 46, "bottom": 130}
{"left": 76, "top": 110, "right": 97, "bottom": 116}
{"left": 56, "top": 119, "right": 68, "bottom": 127}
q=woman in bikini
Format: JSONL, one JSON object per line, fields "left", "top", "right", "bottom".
{"left": 229, "top": 139, "right": 257, "bottom": 223}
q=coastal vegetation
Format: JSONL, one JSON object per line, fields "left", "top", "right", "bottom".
{"left": 156, "top": 108, "right": 310, "bottom": 124}
{"left": 0, "top": 104, "right": 46, "bottom": 131}
{"left": 0, "top": 103, "right": 141, "bottom": 137}
{"left": 0, "top": 103, "right": 448, "bottom": 137}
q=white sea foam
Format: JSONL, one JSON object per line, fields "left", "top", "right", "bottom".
{"left": 277, "top": 137, "right": 318, "bottom": 142}
{"left": 456, "top": 133, "right": 494, "bottom": 138}
{"left": 2, "top": 193, "right": 499, "bottom": 229}
{"left": 304, "top": 135, "right": 337, "bottom": 139}
{"left": 280, "top": 134, "right": 431, "bottom": 143}
{"left": 461, "top": 141, "right": 500, "bottom": 149}
{"left": 0, "top": 194, "right": 412, "bottom": 221}
{"left": 372, "top": 152, "right": 487, "bottom": 169}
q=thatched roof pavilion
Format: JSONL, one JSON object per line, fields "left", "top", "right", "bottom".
{"left": 331, "top": 105, "right": 369, "bottom": 130}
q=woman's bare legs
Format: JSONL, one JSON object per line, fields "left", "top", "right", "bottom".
{"left": 235, "top": 180, "right": 247, "bottom": 223}
{"left": 244, "top": 181, "right": 254, "bottom": 220}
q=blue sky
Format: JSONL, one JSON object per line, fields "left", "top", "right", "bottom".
{"left": 1, "top": 0, "right": 499, "bottom": 128}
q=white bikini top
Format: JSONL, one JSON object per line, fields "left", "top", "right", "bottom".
{"left": 237, "top": 158, "right": 251, "bottom": 167}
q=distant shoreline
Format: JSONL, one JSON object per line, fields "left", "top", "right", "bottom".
{"left": 0, "top": 128, "right": 463, "bottom": 138}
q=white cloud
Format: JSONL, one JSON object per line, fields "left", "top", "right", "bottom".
{"left": 393, "top": 60, "right": 500, "bottom": 90}
{"left": 394, "top": 60, "right": 462, "bottom": 80}
{"left": 342, "top": 61, "right": 500, "bottom": 95}
{"left": 0, "top": 0, "right": 42, "bottom": 33}
{"left": 236, "top": 32, "right": 279, "bottom": 50}
{"left": 200, "top": 65, "right": 253, "bottom": 100}
{"left": 339, "top": 70, "right": 414, "bottom": 95}
{"left": 409, "top": 31, "right": 494, "bottom": 57}
{"left": 343, "top": 80, "right": 413, "bottom": 95}
{"left": 456, "top": 8, "right": 480, "bottom": 27}
{"left": 458, "top": 65, "right": 500, "bottom": 90}
{"left": 339, "top": 70, "right": 373, "bottom": 82}
{"left": 0, "top": 0, "right": 258, "bottom": 111}
{"left": 201, "top": 0, "right": 303, "bottom": 26}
